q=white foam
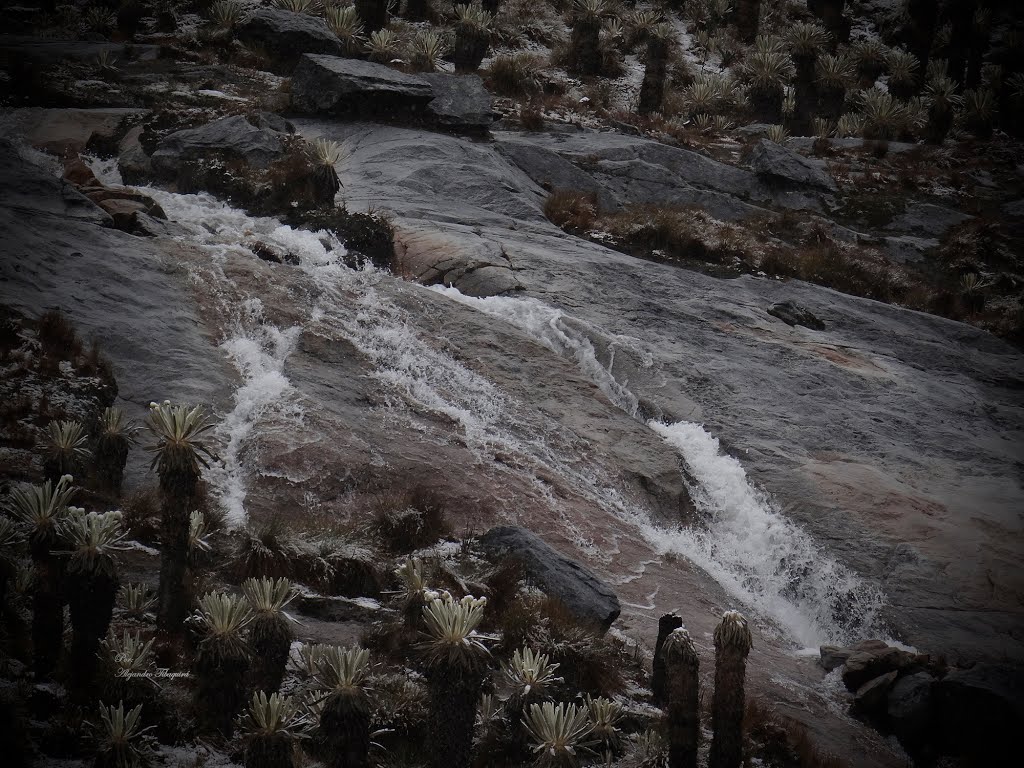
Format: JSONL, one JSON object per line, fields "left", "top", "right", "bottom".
{"left": 214, "top": 301, "right": 301, "bottom": 527}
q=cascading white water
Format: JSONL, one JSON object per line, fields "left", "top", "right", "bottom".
{"left": 433, "top": 287, "right": 886, "bottom": 648}
{"left": 214, "top": 302, "right": 302, "bottom": 527}
{"left": 115, "top": 186, "right": 322, "bottom": 527}
{"left": 92, "top": 155, "right": 884, "bottom": 646}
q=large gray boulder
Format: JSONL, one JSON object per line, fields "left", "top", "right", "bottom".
{"left": 478, "top": 526, "right": 621, "bottom": 631}
{"left": 234, "top": 9, "right": 343, "bottom": 70}
{"left": 150, "top": 115, "right": 287, "bottom": 177}
{"left": 420, "top": 73, "right": 496, "bottom": 132}
{"left": 748, "top": 138, "right": 838, "bottom": 192}
{"left": 292, "top": 55, "right": 434, "bottom": 117}
{"left": 887, "top": 672, "right": 936, "bottom": 757}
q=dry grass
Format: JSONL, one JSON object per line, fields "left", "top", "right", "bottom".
{"left": 543, "top": 189, "right": 599, "bottom": 233}
{"left": 121, "top": 486, "right": 162, "bottom": 544}
{"left": 485, "top": 53, "right": 544, "bottom": 97}
{"left": 745, "top": 699, "right": 852, "bottom": 768}
{"left": 370, "top": 485, "right": 452, "bottom": 554}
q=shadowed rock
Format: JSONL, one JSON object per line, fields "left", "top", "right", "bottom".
{"left": 748, "top": 138, "right": 838, "bottom": 192}
{"left": 151, "top": 114, "right": 288, "bottom": 177}
{"left": 234, "top": 9, "right": 344, "bottom": 71}
{"left": 767, "top": 301, "right": 826, "bottom": 330}
{"left": 291, "top": 55, "right": 434, "bottom": 119}
{"left": 420, "top": 73, "right": 496, "bottom": 132}
{"left": 478, "top": 526, "right": 621, "bottom": 632}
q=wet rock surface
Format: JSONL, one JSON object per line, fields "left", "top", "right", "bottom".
{"left": 295, "top": 119, "right": 1024, "bottom": 669}
{"left": 2, "top": 96, "right": 1021, "bottom": 768}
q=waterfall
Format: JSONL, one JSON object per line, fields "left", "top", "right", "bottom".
{"left": 433, "top": 287, "right": 886, "bottom": 647}
{"left": 94, "top": 164, "right": 884, "bottom": 646}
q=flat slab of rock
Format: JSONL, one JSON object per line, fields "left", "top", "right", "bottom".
{"left": 151, "top": 114, "right": 287, "bottom": 176}
{"left": 420, "top": 73, "right": 496, "bottom": 132}
{"left": 478, "top": 526, "right": 621, "bottom": 631}
{"left": 749, "top": 138, "right": 838, "bottom": 192}
{"left": 235, "top": 9, "right": 343, "bottom": 70}
{"left": 292, "top": 54, "right": 434, "bottom": 117}
{"left": 3, "top": 107, "right": 149, "bottom": 155}
{"left": 0, "top": 140, "right": 111, "bottom": 227}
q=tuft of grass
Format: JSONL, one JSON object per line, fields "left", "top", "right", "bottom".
{"left": 37, "top": 309, "right": 82, "bottom": 360}
{"left": 486, "top": 53, "right": 544, "bottom": 97}
{"left": 371, "top": 486, "right": 451, "bottom": 554}
{"left": 543, "top": 189, "right": 598, "bottom": 234}
{"left": 232, "top": 519, "right": 301, "bottom": 580}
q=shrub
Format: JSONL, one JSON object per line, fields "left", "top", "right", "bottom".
{"left": 498, "top": 595, "right": 625, "bottom": 697}
{"left": 324, "top": 6, "right": 365, "bottom": 54}
{"left": 543, "top": 189, "right": 598, "bottom": 233}
{"left": 371, "top": 486, "right": 451, "bottom": 553}
{"left": 243, "top": 576, "right": 296, "bottom": 694}
{"left": 190, "top": 591, "right": 253, "bottom": 736}
{"left": 486, "top": 53, "right": 544, "bottom": 97}
{"left": 120, "top": 486, "right": 161, "bottom": 544}
{"left": 37, "top": 309, "right": 82, "bottom": 360}
{"left": 93, "top": 701, "right": 154, "bottom": 768}
{"left": 233, "top": 519, "right": 302, "bottom": 581}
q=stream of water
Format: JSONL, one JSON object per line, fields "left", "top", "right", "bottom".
{"left": 85, "top": 156, "right": 885, "bottom": 647}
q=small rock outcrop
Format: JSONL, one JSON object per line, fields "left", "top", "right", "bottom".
{"left": 420, "top": 73, "right": 496, "bottom": 132}
{"left": 841, "top": 643, "right": 924, "bottom": 691}
{"left": 767, "top": 300, "right": 826, "bottom": 330}
{"left": 151, "top": 114, "right": 287, "bottom": 177}
{"left": 0, "top": 140, "right": 111, "bottom": 227}
{"left": 292, "top": 55, "right": 434, "bottom": 118}
{"left": 852, "top": 670, "right": 898, "bottom": 717}
{"left": 818, "top": 644, "right": 854, "bottom": 671}
{"left": 234, "top": 9, "right": 344, "bottom": 71}
{"left": 478, "top": 526, "right": 621, "bottom": 632}
{"left": 748, "top": 138, "right": 838, "bottom": 192}
{"left": 933, "top": 663, "right": 1024, "bottom": 762}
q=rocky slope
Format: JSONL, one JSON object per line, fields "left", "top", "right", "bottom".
{"left": 2, "top": 2, "right": 1023, "bottom": 765}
